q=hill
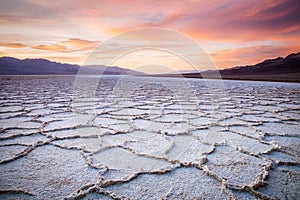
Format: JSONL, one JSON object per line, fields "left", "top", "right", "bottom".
{"left": 181, "top": 52, "right": 300, "bottom": 82}
{"left": 0, "top": 57, "right": 143, "bottom": 75}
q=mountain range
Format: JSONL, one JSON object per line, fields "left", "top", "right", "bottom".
{"left": 0, "top": 52, "right": 299, "bottom": 82}
{"left": 155, "top": 52, "right": 300, "bottom": 82}
{"left": 0, "top": 57, "right": 143, "bottom": 75}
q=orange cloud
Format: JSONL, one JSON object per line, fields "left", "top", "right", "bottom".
{"left": 32, "top": 38, "right": 99, "bottom": 52}
{"left": 0, "top": 43, "right": 27, "bottom": 48}
{"left": 60, "top": 38, "right": 99, "bottom": 50}
{"left": 32, "top": 44, "right": 67, "bottom": 52}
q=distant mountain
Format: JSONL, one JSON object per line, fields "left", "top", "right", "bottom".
{"left": 82, "top": 65, "right": 143, "bottom": 75}
{"left": 169, "top": 70, "right": 202, "bottom": 74}
{"left": 0, "top": 57, "right": 143, "bottom": 75}
{"left": 1, "top": 53, "right": 299, "bottom": 82}
{"left": 180, "top": 52, "right": 300, "bottom": 82}
{"left": 0, "top": 57, "right": 80, "bottom": 75}
{"left": 215, "top": 52, "right": 299, "bottom": 75}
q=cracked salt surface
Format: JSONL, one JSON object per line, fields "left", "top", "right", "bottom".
{"left": 0, "top": 75, "right": 299, "bottom": 199}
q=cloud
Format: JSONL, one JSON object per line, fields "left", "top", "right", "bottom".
{"left": 93, "top": 0, "right": 300, "bottom": 43}
{"left": 60, "top": 38, "right": 99, "bottom": 50}
{"left": 159, "top": 0, "right": 300, "bottom": 42}
{"left": 2, "top": 0, "right": 299, "bottom": 42}
{"left": 32, "top": 44, "right": 67, "bottom": 52}
{"left": 0, "top": 43, "right": 27, "bottom": 48}
{"left": 32, "top": 38, "right": 99, "bottom": 52}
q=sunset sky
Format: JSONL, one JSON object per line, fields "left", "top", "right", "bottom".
{"left": 0, "top": 0, "right": 299, "bottom": 73}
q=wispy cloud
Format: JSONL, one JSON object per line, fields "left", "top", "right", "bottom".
{"left": 32, "top": 38, "right": 99, "bottom": 52}
{"left": 32, "top": 44, "right": 67, "bottom": 52}
{"left": 0, "top": 43, "right": 27, "bottom": 48}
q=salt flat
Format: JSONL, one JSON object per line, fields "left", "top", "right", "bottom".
{"left": 0, "top": 75, "right": 299, "bottom": 200}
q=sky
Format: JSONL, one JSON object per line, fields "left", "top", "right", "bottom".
{"left": 0, "top": 0, "right": 299, "bottom": 73}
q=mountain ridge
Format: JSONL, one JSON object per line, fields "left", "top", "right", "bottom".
{"left": 0, "top": 52, "right": 299, "bottom": 82}
{"left": 0, "top": 57, "right": 143, "bottom": 75}
{"left": 180, "top": 52, "right": 300, "bottom": 82}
